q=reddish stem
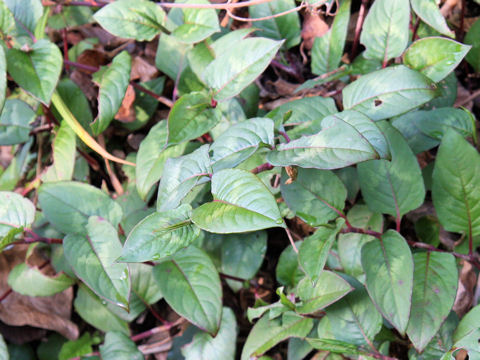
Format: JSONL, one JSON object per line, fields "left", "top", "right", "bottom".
{"left": 64, "top": 59, "right": 99, "bottom": 73}
{"left": 278, "top": 130, "right": 291, "bottom": 143}
{"left": 350, "top": 0, "right": 368, "bottom": 60}
{"left": 63, "top": 28, "right": 70, "bottom": 71}
{"left": 250, "top": 163, "right": 274, "bottom": 174}
{"left": 0, "top": 289, "right": 12, "bottom": 303}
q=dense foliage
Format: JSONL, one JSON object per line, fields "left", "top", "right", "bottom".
{"left": 0, "top": 0, "right": 480, "bottom": 359}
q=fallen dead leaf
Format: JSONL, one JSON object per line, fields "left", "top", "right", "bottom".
{"left": 131, "top": 56, "right": 158, "bottom": 82}
{"left": 453, "top": 260, "right": 477, "bottom": 317}
{"left": 115, "top": 84, "right": 136, "bottom": 123}
{"left": 301, "top": 10, "right": 329, "bottom": 50}
{"left": 0, "top": 246, "right": 79, "bottom": 341}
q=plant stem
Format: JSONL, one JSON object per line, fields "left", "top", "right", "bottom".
{"left": 350, "top": 0, "right": 368, "bottom": 60}
{"left": 250, "top": 162, "right": 274, "bottom": 174}
{"left": 63, "top": 59, "right": 99, "bottom": 73}
{"left": 219, "top": 272, "right": 246, "bottom": 282}
{"left": 278, "top": 130, "right": 291, "bottom": 143}
{"left": 130, "top": 82, "right": 173, "bottom": 108}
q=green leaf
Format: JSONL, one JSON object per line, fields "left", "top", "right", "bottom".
{"left": 404, "top": 37, "right": 471, "bottom": 82}
{"left": 210, "top": 117, "right": 274, "bottom": 172}
{"left": 182, "top": 307, "right": 238, "bottom": 360}
{"left": 306, "top": 338, "right": 361, "bottom": 356}
{"left": 281, "top": 168, "right": 346, "bottom": 227}
{"left": 58, "top": 333, "right": 95, "bottom": 360}
{"left": 157, "top": 145, "right": 211, "bottom": 211}
{"left": 136, "top": 121, "right": 187, "bottom": 199}
{"left": 0, "top": 46, "right": 5, "bottom": 113}
{"left": 8, "top": 263, "right": 74, "bottom": 297}
{"left": 360, "top": 0, "right": 409, "bottom": 63}
{"left": 326, "top": 283, "right": 382, "bottom": 346}
{"left": 6, "top": 39, "right": 62, "bottom": 105}
{"left": 93, "top": 0, "right": 167, "bottom": 41}
{"left": 54, "top": 79, "right": 93, "bottom": 132}
{"left": 411, "top": 0, "right": 454, "bottom": 37}
{"left": 220, "top": 231, "right": 267, "bottom": 290}
{"left": 299, "top": 220, "right": 344, "bottom": 282}
{"left": 392, "top": 108, "right": 476, "bottom": 154}
{"left": 100, "top": 332, "right": 143, "bottom": 360}
{"left": 241, "top": 312, "right": 313, "bottom": 360}
{"left": 74, "top": 285, "right": 129, "bottom": 335}
{"left": 0, "top": 191, "right": 34, "bottom": 239}
{"left": 155, "top": 34, "right": 191, "bottom": 80}
{"left": 267, "top": 110, "right": 385, "bottom": 169}
{"left": 0, "top": 1, "right": 15, "bottom": 39}
{"left": 130, "top": 262, "right": 163, "bottom": 304}
{"left": 48, "top": 6, "right": 92, "bottom": 30}
{"left": 249, "top": 0, "right": 300, "bottom": 49}
{"left": 0, "top": 99, "right": 35, "bottom": 145}
{"left": 311, "top": 0, "right": 350, "bottom": 75}
{"left": 120, "top": 204, "right": 200, "bottom": 262}
{"left": 5, "top": 0, "right": 43, "bottom": 35}
{"left": 338, "top": 205, "right": 383, "bottom": 280}
{"left": 432, "top": 130, "right": 480, "bottom": 238}
{"left": 42, "top": 121, "right": 76, "bottom": 182}
{"left": 38, "top": 181, "right": 123, "bottom": 235}
{"left": 167, "top": 92, "right": 221, "bottom": 145}
{"left": 361, "top": 230, "right": 413, "bottom": 335}
{"left": 91, "top": 51, "right": 131, "bottom": 135}
{"left": 453, "top": 305, "right": 480, "bottom": 358}
{"left": 0, "top": 139, "right": 32, "bottom": 191}
{"left": 64, "top": 216, "right": 130, "bottom": 309}
{"left": 192, "top": 169, "right": 284, "bottom": 233}
{"left": 204, "top": 38, "right": 283, "bottom": 101}
{"left": 276, "top": 241, "right": 304, "bottom": 289}
{"left": 153, "top": 246, "right": 222, "bottom": 335}
{"left": 465, "top": 18, "right": 480, "bottom": 72}
{"left": 358, "top": 122, "right": 425, "bottom": 217}
{"left": 172, "top": 0, "right": 219, "bottom": 44}
{"left": 343, "top": 65, "right": 438, "bottom": 121}
{"left": 296, "top": 271, "right": 353, "bottom": 315}
{"left": 0, "top": 335, "right": 6, "bottom": 360}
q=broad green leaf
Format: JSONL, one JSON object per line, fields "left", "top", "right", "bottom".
{"left": 312, "top": 0, "right": 350, "bottom": 75}
{"left": 191, "top": 169, "right": 284, "bottom": 233}
{"left": 276, "top": 241, "right": 304, "bottom": 289}
{"left": 74, "top": 285, "right": 129, "bottom": 334}
{"left": 0, "top": 99, "right": 35, "bottom": 145}
{"left": 411, "top": 0, "right": 454, "bottom": 37}
{"left": 0, "top": 139, "right": 32, "bottom": 191}
{"left": 43, "top": 121, "right": 76, "bottom": 182}
{"left": 267, "top": 96, "right": 338, "bottom": 138}
{"left": 360, "top": 0, "right": 409, "bottom": 62}
{"left": 392, "top": 108, "right": 476, "bottom": 154}
{"left": 361, "top": 230, "right": 413, "bottom": 335}
{"left": 299, "top": 220, "right": 344, "bottom": 282}
{"left": 0, "top": 2, "right": 15, "bottom": 39}
{"left": 54, "top": 79, "right": 93, "bottom": 132}
{"left": 404, "top": 37, "right": 471, "bottom": 82}
{"left": 93, "top": 0, "right": 167, "bottom": 41}
{"left": 5, "top": 0, "right": 43, "bottom": 35}
{"left": 338, "top": 205, "right": 383, "bottom": 280}
{"left": 91, "top": 51, "right": 131, "bottom": 135}
{"left": 99, "top": 332, "right": 142, "bottom": 360}
{"left": 241, "top": 312, "right": 313, "bottom": 360}
{"left": 182, "top": 307, "right": 238, "bottom": 360}
{"left": 267, "top": 111, "right": 383, "bottom": 169}
{"left": 136, "top": 121, "right": 187, "bottom": 199}
{"left": 120, "top": 204, "right": 200, "bottom": 262}
{"left": 154, "top": 246, "right": 222, "bottom": 335}
{"left": 296, "top": 272, "right": 353, "bottom": 315}
{"left": 343, "top": 65, "right": 438, "bottom": 121}
{"left": 6, "top": 39, "right": 62, "bottom": 105}
{"left": 204, "top": 38, "right": 283, "bottom": 101}
{"left": 432, "top": 130, "right": 480, "bottom": 238}
{"left": 465, "top": 18, "right": 480, "bottom": 72}
{"left": 8, "top": 263, "right": 74, "bottom": 297}
{"left": 0, "top": 46, "right": 5, "bottom": 113}
{"left": 157, "top": 145, "right": 211, "bottom": 211}
{"left": 358, "top": 122, "right": 425, "bottom": 217}
{"left": 64, "top": 216, "right": 130, "bottom": 309}
{"left": 167, "top": 92, "right": 221, "bottom": 145}
{"left": 155, "top": 34, "right": 191, "bottom": 80}
{"left": 0, "top": 191, "right": 34, "bottom": 239}
{"left": 306, "top": 338, "right": 361, "bottom": 356}
{"left": 281, "top": 168, "right": 346, "bottom": 227}
{"left": 453, "top": 305, "right": 480, "bottom": 358}
{"left": 220, "top": 231, "right": 267, "bottom": 290}
{"left": 406, "top": 252, "right": 458, "bottom": 352}
{"left": 326, "top": 283, "right": 382, "bottom": 346}
{"left": 172, "top": 0, "right": 219, "bottom": 44}
{"left": 129, "top": 262, "right": 163, "bottom": 305}
{"left": 38, "top": 181, "right": 123, "bottom": 235}
{"left": 48, "top": 6, "right": 92, "bottom": 30}
{"left": 58, "top": 333, "right": 95, "bottom": 360}
{"left": 210, "top": 118, "right": 274, "bottom": 172}
{"left": 249, "top": 0, "right": 300, "bottom": 49}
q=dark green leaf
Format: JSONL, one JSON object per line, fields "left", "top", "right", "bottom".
{"left": 361, "top": 230, "right": 413, "bottom": 334}
{"left": 432, "top": 130, "right": 480, "bottom": 238}
{"left": 343, "top": 65, "right": 438, "bottom": 121}
{"left": 192, "top": 169, "right": 284, "bottom": 233}
{"left": 38, "top": 181, "right": 123, "bottom": 235}
{"left": 464, "top": 18, "right": 480, "bottom": 72}
{"left": 0, "top": 46, "right": 5, "bottom": 113}
{"left": 154, "top": 246, "right": 222, "bottom": 335}
{"left": 171, "top": 0, "right": 219, "bottom": 44}
{"left": 0, "top": 99, "right": 35, "bottom": 145}
{"left": 93, "top": 0, "right": 167, "bottom": 41}
{"left": 64, "top": 216, "right": 130, "bottom": 309}
{"left": 411, "top": 0, "right": 454, "bottom": 37}
{"left": 100, "top": 332, "right": 143, "bottom": 360}
{"left": 58, "top": 333, "right": 95, "bottom": 360}
{"left": 6, "top": 39, "right": 62, "bottom": 105}
{"left": 306, "top": 338, "right": 361, "bottom": 355}
{"left": 276, "top": 241, "right": 304, "bottom": 289}
{"left": 120, "top": 204, "right": 200, "bottom": 262}
{"left": 406, "top": 252, "right": 458, "bottom": 352}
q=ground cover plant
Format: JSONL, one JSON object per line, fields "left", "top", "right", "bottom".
{"left": 0, "top": 0, "right": 480, "bottom": 358}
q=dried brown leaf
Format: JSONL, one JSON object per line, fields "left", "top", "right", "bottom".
{"left": 453, "top": 260, "right": 477, "bottom": 317}
{"left": 301, "top": 11, "right": 329, "bottom": 50}
{"left": 115, "top": 84, "right": 136, "bottom": 123}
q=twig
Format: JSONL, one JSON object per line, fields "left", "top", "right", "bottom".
{"left": 158, "top": 0, "right": 272, "bottom": 9}
{"left": 220, "top": 272, "right": 246, "bottom": 282}
{"left": 63, "top": 59, "right": 99, "bottom": 73}
{"left": 227, "top": 2, "right": 306, "bottom": 22}
{"left": 340, "top": 226, "right": 382, "bottom": 239}
{"left": 98, "top": 134, "right": 124, "bottom": 196}
{"left": 0, "top": 289, "right": 12, "bottom": 303}
{"left": 350, "top": 0, "right": 368, "bottom": 60}
{"left": 411, "top": 17, "right": 420, "bottom": 42}
{"left": 454, "top": 88, "right": 480, "bottom": 108}
{"left": 131, "top": 318, "right": 184, "bottom": 342}
{"left": 130, "top": 82, "right": 173, "bottom": 108}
